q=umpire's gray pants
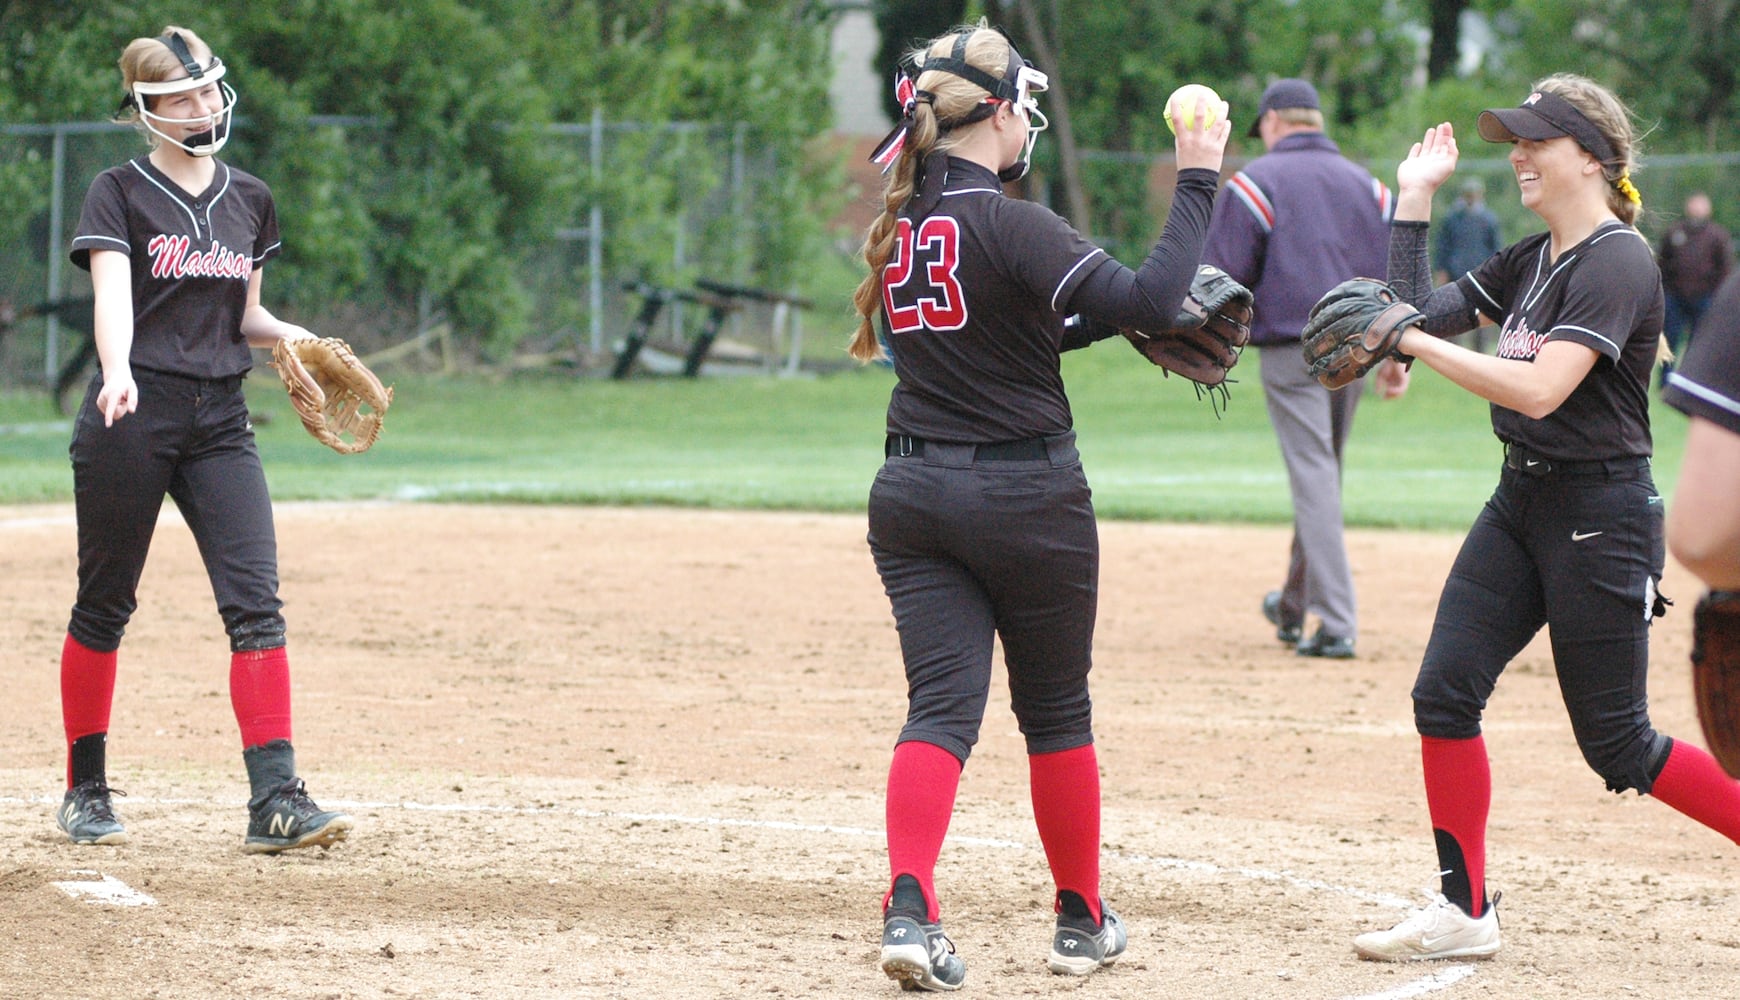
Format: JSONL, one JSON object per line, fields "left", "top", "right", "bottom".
{"left": 1258, "top": 344, "right": 1360, "bottom": 639}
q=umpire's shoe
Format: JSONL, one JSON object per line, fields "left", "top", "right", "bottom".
{"left": 243, "top": 778, "right": 354, "bottom": 854}
{"left": 1296, "top": 626, "right": 1356, "bottom": 659}
{"left": 57, "top": 780, "right": 129, "bottom": 846}
{"left": 880, "top": 913, "right": 965, "bottom": 992}
{"left": 1048, "top": 894, "right": 1126, "bottom": 977}
{"left": 1262, "top": 590, "right": 1303, "bottom": 645}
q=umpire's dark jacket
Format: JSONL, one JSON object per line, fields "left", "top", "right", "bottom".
{"left": 1203, "top": 132, "right": 1393, "bottom": 347}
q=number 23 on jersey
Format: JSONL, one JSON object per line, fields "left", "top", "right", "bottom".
{"left": 883, "top": 217, "right": 968, "bottom": 333}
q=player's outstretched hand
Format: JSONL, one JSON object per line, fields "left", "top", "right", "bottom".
{"left": 1173, "top": 98, "right": 1230, "bottom": 175}
{"left": 97, "top": 371, "right": 138, "bottom": 427}
{"left": 1397, "top": 122, "right": 1458, "bottom": 197}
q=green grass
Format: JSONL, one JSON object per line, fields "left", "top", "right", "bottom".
{"left": 0, "top": 347, "right": 1690, "bottom": 532}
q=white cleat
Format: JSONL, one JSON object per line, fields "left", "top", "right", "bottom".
{"left": 1353, "top": 892, "right": 1501, "bottom": 962}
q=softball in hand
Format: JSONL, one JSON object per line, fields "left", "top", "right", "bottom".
{"left": 1165, "top": 84, "right": 1228, "bottom": 134}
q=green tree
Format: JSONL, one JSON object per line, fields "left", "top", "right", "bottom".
{"left": 1006, "top": 0, "right": 1418, "bottom": 257}
{"left": 1, "top": 1, "right": 841, "bottom": 356}
{"left": 871, "top": 0, "right": 968, "bottom": 124}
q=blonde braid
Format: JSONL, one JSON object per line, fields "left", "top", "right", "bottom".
{"left": 849, "top": 106, "right": 939, "bottom": 362}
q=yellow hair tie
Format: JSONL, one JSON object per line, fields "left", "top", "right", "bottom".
{"left": 1614, "top": 172, "right": 1642, "bottom": 208}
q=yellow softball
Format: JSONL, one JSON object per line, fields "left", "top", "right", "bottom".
{"left": 1165, "top": 84, "right": 1228, "bottom": 135}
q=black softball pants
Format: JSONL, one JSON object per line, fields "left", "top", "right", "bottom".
{"left": 67, "top": 369, "right": 284, "bottom": 654}
{"left": 1412, "top": 456, "right": 1672, "bottom": 793}
{"left": 868, "top": 432, "right": 1098, "bottom": 763}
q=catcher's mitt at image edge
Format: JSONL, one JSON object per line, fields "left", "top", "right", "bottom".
{"left": 1693, "top": 590, "right": 1740, "bottom": 779}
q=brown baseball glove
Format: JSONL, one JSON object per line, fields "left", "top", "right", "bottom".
{"left": 1692, "top": 590, "right": 1740, "bottom": 779}
{"left": 1301, "top": 277, "right": 1425, "bottom": 390}
{"left": 1122, "top": 264, "right": 1253, "bottom": 388}
{"left": 270, "top": 337, "right": 393, "bottom": 454}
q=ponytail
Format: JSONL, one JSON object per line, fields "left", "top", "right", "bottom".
{"left": 849, "top": 106, "right": 940, "bottom": 362}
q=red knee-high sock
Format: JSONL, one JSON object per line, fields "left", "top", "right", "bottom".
{"left": 1422, "top": 735, "right": 1491, "bottom": 917}
{"left": 885, "top": 740, "right": 962, "bottom": 922}
{"left": 1029, "top": 744, "right": 1103, "bottom": 925}
{"left": 1649, "top": 739, "right": 1740, "bottom": 844}
{"left": 230, "top": 647, "right": 293, "bottom": 748}
{"left": 61, "top": 634, "right": 118, "bottom": 787}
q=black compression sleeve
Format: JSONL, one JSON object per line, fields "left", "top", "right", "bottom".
{"left": 1064, "top": 167, "right": 1218, "bottom": 330}
{"left": 1388, "top": 219, "right": 1481, "bottom": 339}
{"left": 1059, "top": 313, "right": 1120, "bottom": 352}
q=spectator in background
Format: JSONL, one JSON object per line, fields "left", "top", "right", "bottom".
{"left": 1435, "top": 177, "right": 1501, "bottom": 287}
{"left": 1204, "top": 77, "right": 1404, "bottom": 661}
{"left": 1435, "top": 177, "right": 1504, "bottom": 352}
{"left": 1657, "top": 191, "right": 1733, "bottom": 379}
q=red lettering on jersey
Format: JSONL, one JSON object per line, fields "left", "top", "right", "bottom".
{"left": 883, "top": 220, "right": 920, "bottom": 331}
{"left": 882, "top": 217, "right": 968, "bottom": 334}
{"left": 146, "top": 233, "right": 254, "bottom": 281}
{"left": 150, "top": 234, "right": 188, "bottom": 278}
{"left": 1495, "top": 314, "right": 1549, "bottom": 360}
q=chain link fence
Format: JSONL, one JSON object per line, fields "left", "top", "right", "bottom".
{"left": 6, "top": 119, "right": 1736, "bottom": 394}
{"left": 0, "top": 116, "right": 837, "bottom": 393}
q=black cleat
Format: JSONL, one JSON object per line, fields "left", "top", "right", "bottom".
{"left": 1049, "top": 905, "right": 1127, "bottom": 976}
{"left": 880, "top": 913, "right": 965, "bottom": 992}
{"left": 57, "top": 780, "right": 128, "bottom": 846}
{"left": 243, "top": 778, "right": 354, "bottom": 854}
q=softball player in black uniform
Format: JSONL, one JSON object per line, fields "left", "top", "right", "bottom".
{"left": 55, "top": 26, "right": 352, "bottom": 854}
{"left": 850, "top": 23, "right": 1229, "bottom": 991}
{"left": 1346, "top": 75, "right": 1740, "bottom": 961}
{"left": 1665, "top": 271, "right": 1740, "bottom": 591}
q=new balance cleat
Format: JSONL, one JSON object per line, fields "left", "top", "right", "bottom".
{"left": 880, "top": 913, "right": 965, "bottom": 992}
{"left": 1048, "top": 905, "right": 1126, "bottom": 976}
{"left": 243, "top": 778, "right": 354, "bottom": 854}
{"left": 57, "top": 780, "right": 128, "bottom": 846}
{"left": 1354, "top": 891, "right": 1501, "bottom": 962}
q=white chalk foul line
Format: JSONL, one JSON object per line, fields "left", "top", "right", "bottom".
{"left": 1344, "top": 965, "right": 1477, "bottom": 1000}
{"left": 13, "top": 793, "right": 1475, "bottom": 994}
{"left": 52, "top": 869, "right": 157, "bottom": 907}
{"left": 8, "top": 793, "right": 1468, "bottom": 998}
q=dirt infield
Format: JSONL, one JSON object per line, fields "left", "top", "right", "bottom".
{"left": 1, "top": 503, "right": 1736, "bottom": 999}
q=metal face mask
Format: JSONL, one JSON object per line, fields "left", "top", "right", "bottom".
{"left": 129, "top": 32, "right": 237, "bottom": 157}
{"left": 1005, "top": 62, "right": 1049, "bottom": 181}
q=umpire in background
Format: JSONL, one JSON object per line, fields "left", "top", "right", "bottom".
{"left": 1203, "top": 78, "right": 1404, "bottom": 659}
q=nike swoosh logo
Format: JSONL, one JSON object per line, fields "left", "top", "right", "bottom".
{"left": 1571, "top": 530, "right": 1603, "bottom": 541}
{"left": 1419, "top": 933, "right": 1460, "bottom": 950}
{"left": 1525, "top": 460, "right": 1541, "bottom": 467}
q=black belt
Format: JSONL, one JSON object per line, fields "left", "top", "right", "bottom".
{"left": 134, "top": 368, "right": 247, "bottom": 395}
{"left": 886, "top": 434, "right": 1050, "bottom": 462}
{"left": 1503, "top": 442, "right": 1647, "bottom": 477}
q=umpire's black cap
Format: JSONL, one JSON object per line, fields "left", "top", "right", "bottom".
{"left": 1248, "top": 78, "right": 1319, "bottom": 137}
